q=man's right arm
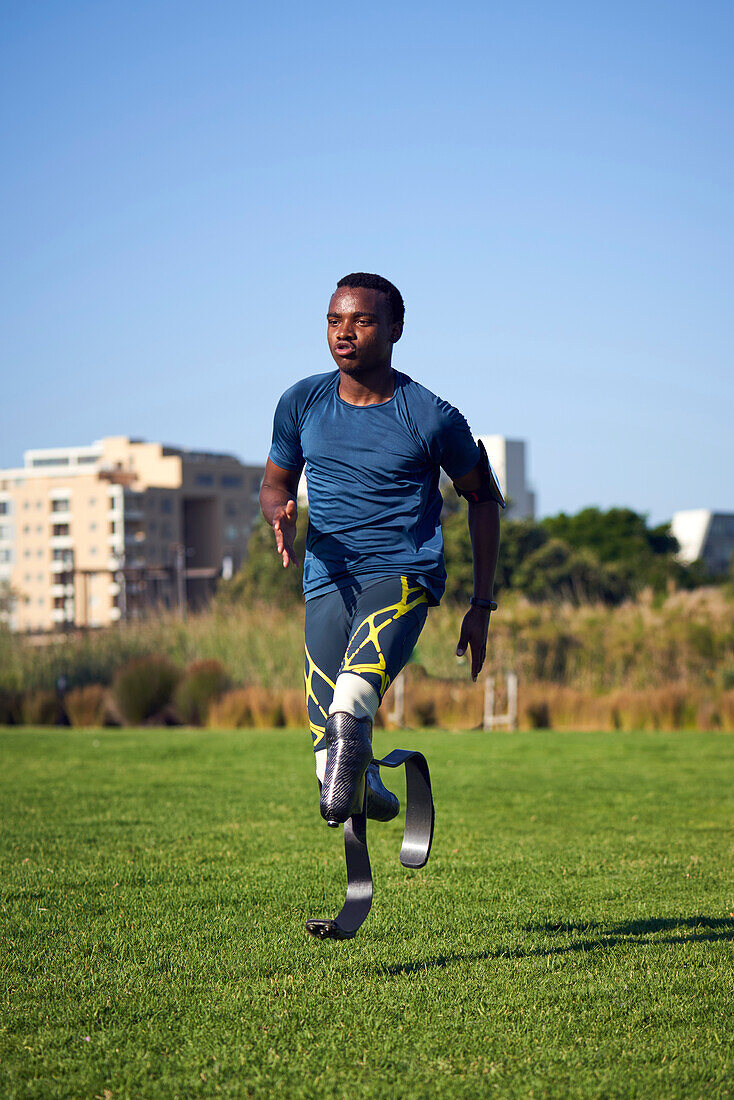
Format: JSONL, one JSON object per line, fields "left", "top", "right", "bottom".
{"left": 259, "top": 458, "right": 303, "bottom": 568}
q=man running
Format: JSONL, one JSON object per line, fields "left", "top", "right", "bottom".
{"left": 259, "top": 273, "right": 504, "bottom": 827}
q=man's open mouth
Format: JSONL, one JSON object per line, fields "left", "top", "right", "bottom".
{"left": 335, "top": 342, "right": 356, "bottom": 356}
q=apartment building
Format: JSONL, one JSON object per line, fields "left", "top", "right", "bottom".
{"left": 0, "top": 437, "right": 264, "bottom": 632}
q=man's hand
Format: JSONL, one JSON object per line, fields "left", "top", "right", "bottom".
{"left": 455, "top": 605, "right": 491, "bottom": 682}
{"left": 272, "top": 499, "right": 298, "bottom": 568}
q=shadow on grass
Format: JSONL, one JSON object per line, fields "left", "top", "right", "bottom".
{"left": 381, "top": 915, "right": 734, "bottom": 976}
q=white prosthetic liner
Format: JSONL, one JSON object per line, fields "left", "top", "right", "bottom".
{"left": 329, "top": 672, "right": 380, "bottom": 722}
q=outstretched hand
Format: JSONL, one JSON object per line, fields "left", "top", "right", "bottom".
{"left": 456, "top": 605, "right": 491, "bottom": 682}
{"left": 272, "top": 499, "right": 298, "bottom": 568}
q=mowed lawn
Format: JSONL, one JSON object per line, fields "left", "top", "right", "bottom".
{"left": 1, "top": 728, "right": 732, "bottom": 1100}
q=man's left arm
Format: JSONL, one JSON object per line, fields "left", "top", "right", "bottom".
{"left": 452, "top": 462, "right": 502, "bottom": 681}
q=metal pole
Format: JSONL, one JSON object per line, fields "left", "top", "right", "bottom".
{"left": 483, "top": 676, "right": 495, "bottom": 731}
{"left": 388, "top": 672, "right": 405, "bottom": 727}
{"left": 175, "top": 543, "right": 186, "bottom": 619}
{"left": 507, "top": 672, "right": 518, "bottom": 731}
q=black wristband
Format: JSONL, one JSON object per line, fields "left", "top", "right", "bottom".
{"left": 470, "top": 597, "right": 497, "bottom": 611}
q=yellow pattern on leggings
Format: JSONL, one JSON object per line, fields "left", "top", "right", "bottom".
{"left": 341, "top": 576, "right": 428, "bottom": 697}
{"left": 304, "top": 643, "right": 335, "bottom": 748}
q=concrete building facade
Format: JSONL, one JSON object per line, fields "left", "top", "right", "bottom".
{"left": 671, "top": 510, "right": 734, "bottom": 575}
{"left": 0, "top": 437, "right": 264, "bottom": 632}
{"left": 478, "top": 436, "right": 535, "bottom": 520}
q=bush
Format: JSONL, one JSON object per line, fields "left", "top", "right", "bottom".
{"left": 22, "top": 689, "right": 62, "bottom": 726}
{"left": 173, "top": 659, "right": 229, "bottom": 726}
{"left": 207, "top": 689, "right": 253, "bottom": 729}
{"left": 0, "top": 688, "right": 22, "bottom": 724}
{"left": 65, "top": 684, "right": 108, "bottom": 728}
{"left": 206, "top": 687, "right": 305, "bottom": 729}
{"left": 112, "top": 656, "right": 181, "bottom": 726}
{"left": 246, "top": 686, "right": 287, "bottom": 728}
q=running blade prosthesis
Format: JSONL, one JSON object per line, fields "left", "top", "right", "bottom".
{"left": 306, "top": 749, "right": 435, "bottom": 941}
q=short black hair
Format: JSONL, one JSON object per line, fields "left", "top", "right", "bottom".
{"left": 336, "top": 272, "right": 405, "bottom": 326}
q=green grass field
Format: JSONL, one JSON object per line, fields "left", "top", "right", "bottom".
{"left": 1, "top": 727, "right": 732, "bottom": 1099}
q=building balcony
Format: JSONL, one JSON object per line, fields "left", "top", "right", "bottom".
{"left": 109, "top": 606, "right": 121, "bottom": 621}
{"left": 50, "top": 608, "right": 68, "bottom": 624}
{"left": 50, "top": 583, "right": 74, "bottom": 598}
{"left": 50, "top": 559, "right": 73, "bottom": 573}
{"left": 49, "top": 535, "right": 74, "bottom": 549}
{"left": 108, "top": 581, "right": 121, "bottom": 596}
{"left": 49, "top": 510, "right": 72, "bottom": 523}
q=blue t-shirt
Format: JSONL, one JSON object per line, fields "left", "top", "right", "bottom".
{"left": 269, "top": 369, "right": 480, "bottom": 604}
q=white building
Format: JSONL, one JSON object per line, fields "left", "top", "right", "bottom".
{"left": 478, "top": 436, "right": 535, "bottom": 520}
{"left": 671, "top": 510, "right": 734, "bottom": 575}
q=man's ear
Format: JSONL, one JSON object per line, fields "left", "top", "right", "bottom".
{"left": 391, "top": 320, "right": 404, "bottom": 343}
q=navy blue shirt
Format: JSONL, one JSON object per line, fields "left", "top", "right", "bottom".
{"left": 269, "top": 370, "right": 480, "bottom": 604}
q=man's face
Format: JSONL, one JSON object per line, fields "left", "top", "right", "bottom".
{"left": 326, "top": 286, "right": 402, "bottom": 373}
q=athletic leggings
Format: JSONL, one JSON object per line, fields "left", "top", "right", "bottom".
{"left": 304, "top": 575, "right": 429, "bottom": 752}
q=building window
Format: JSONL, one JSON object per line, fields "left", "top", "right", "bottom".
{"left": 89, "top": 498, "right": 96, "bottom": 507}
{"left": 90, "top": 522, "right": 97, "bottom": 532}
{"left": 109, "top": 521, "right": 117, "bottom": 535}
{"left": 52, "top": 524, "right": 70, "bottom": 537}
{"left": 160, "top": 498, "right": 172, "bottom": 514}
{"left": 221, "top": 474, "right": 243, "bottom": 489}
{"left": 90, "top": 546, "right": 97, "bottom": 557}
{"left": 0, "top": 501, "right": 8, "bottom": 514}
{"left": 50, "top": 499, "right": 70, "bottom": 512}
{"left": 32, "top": 457, "right": 69, "bottom": 467}
{"left": 77, "top": 455, "right": 98, "bottom": 465}
{"left": 0, "top": 549, "right": 11, "bottom": 563}
{"left": 0, "top": 524, "right": 10, "bottom": 539}
{"left": 195, "top": 474, "right": 214, "bottom": 487}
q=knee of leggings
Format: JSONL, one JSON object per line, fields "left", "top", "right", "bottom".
{"left": 329, "top": 672, "right": 379, "bottom": 722}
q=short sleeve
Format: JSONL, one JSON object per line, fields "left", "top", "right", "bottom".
{"left": 430, "top": 401, "right": 481, "bottom": 481}
{"left": 268, "top": 389, "right": 304, "bottom": 472}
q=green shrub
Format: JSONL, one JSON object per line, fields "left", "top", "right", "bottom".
{"left": 112, "top": 656, "right": 181, "bottom": 726}
{"left": 22, "top": 689, "right": 62, "bottom": 726}
{"left": 65, "top": 684, "right": 108, "bottom": 728}
{"left": 173, "top": 659, "right": 229, "bottom": 726}
{"left": 0, "top": 688, "right": 22, "bottom": 724}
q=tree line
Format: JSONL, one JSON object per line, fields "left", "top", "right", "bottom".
{"left": 217, "top": 501, "right": 713, "bottom": 609}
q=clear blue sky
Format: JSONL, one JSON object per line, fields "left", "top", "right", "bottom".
{"left": 2, "top": 0, "right": 732, "bottom": 522}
